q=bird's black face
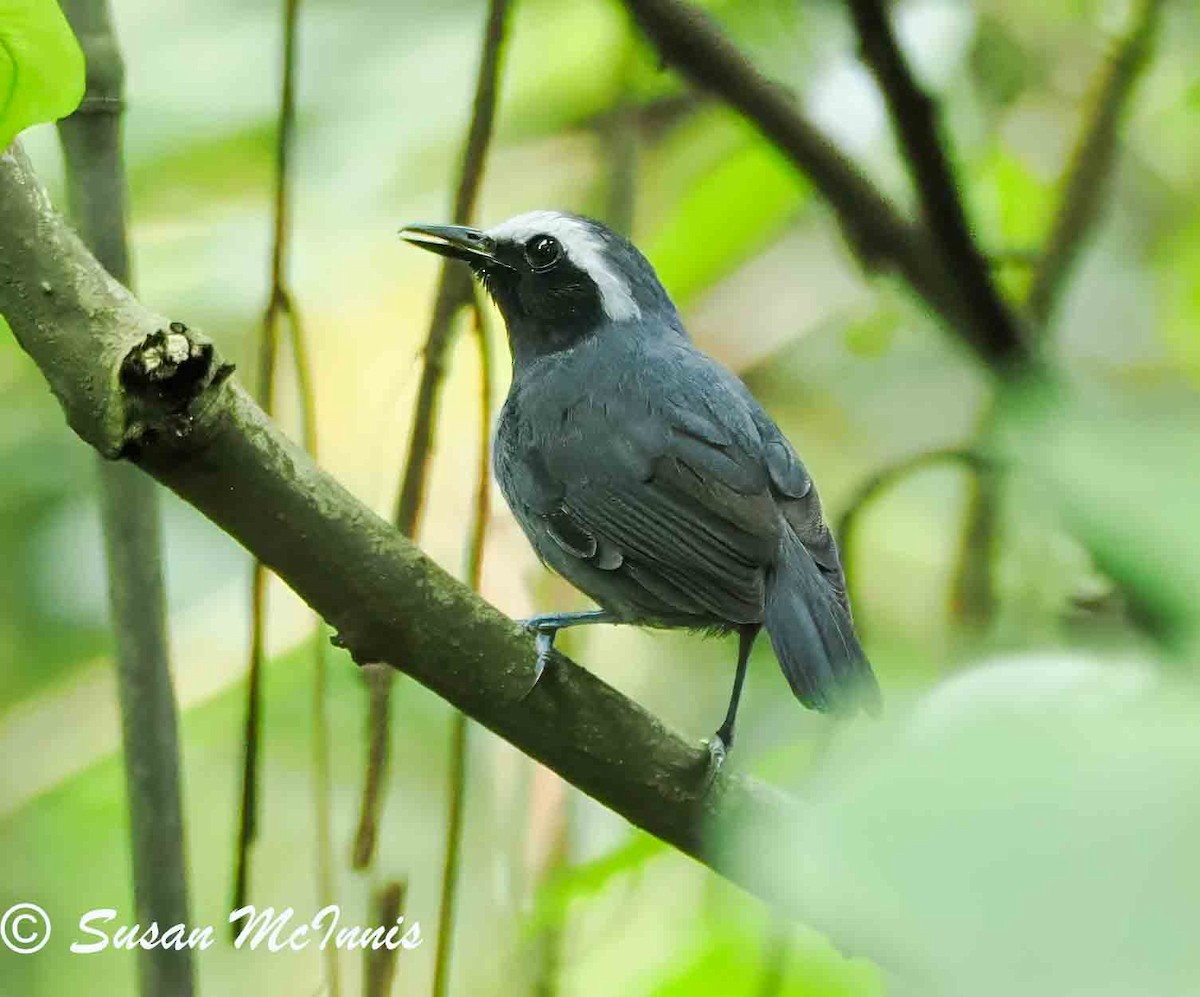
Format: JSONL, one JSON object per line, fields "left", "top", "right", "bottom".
{"left": 476, "top": 230, "right": 610, "bottom": 350}
{"left": 401, "top": 212, "right": 678, "bottom": 366}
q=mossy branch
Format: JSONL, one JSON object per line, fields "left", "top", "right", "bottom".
{"left": 0, "top": 143, "right": 802, "bottom": 919}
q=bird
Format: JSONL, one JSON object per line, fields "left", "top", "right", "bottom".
{"left": 400, "top": 210, "right": 879, "bottom": 761}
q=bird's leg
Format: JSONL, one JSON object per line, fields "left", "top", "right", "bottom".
{"left": 706, "top": 625, "right": 760, "bottom": 773}
{"left": 519, "top": 610, "right": 620, "bottom": 690}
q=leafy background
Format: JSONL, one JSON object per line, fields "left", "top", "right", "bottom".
{"left": 2, "top": 0, "right": 1200, "bottom": 994}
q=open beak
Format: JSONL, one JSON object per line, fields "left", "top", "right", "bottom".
{"left": 399, "top": 223, "right": 504, "bottom": 267}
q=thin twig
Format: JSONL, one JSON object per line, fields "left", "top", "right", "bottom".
{"left": 364, "top": 880, "right": 408, "bottom": 997}
{"left": 353, "top": 0, "right": 512, "bottom": 871}
{"left": 601, "top": 46, "right": 640, "bottom": 237}
{"left": 285, "top": 295, "right": 339, "bottom": 996}
{"left": 430, "top": 290, "right": 495, "bottom": 997}
{"left": 847, "top": 0, "right": 1028, "bottom": 373}
{"left": 232, "top": 4, "right": 337, "bottom": 990}
{"left": 1026, "top": 0, "right": 1165, "bottom": 329}
{"left": 756, "top": 918, "right": 791, "bottom": 997}
{"left": 836, "top": 448, "right": 991, "bottom": 631}
{"left": 946, "top": 469, "right": 999, "bottom": 634}
{"left": 433, "top": 710, "right": 471, "bottom": 996}
{"left": 281, "top": 291, "right": 338, "bottom": 996}
{"left": 232, "top": 287, "right": 277, "bottom": 926}
{"left": 465, "top": 290, "right": 495, "bottom": 598}
{"left": 946, "top": 400, "right": 1002, "bottom": 637}
{"left": 392, "top": 0, "right": 510, "bottom": 533}
{"left": 55, "top": 2, "right": 194, "bottom": 995}
{"left": 618, "top": 0, "right": 999, "bottom": 359}
{"left": 529, "top": 782, "right": 571, "bottom": 997}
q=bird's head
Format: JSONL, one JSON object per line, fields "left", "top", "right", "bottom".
{"left": 400, "top": 210, "right": 683, "bottom": 364}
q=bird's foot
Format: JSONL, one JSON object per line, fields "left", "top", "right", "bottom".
{"left": 517, "top": 611, "right": 616, "bottom": 698}
{"left": 701, "top": 724, "right": 733, "bottom": 789}
{"left": 518, "top": 617, "right": 560, "bottom": 697}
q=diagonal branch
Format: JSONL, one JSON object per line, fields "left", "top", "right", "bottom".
{"left": 617, "top": 0, "right": 1026, "bottom": 368}
{"left": 0, "top": 145, "right": 799, "bottom": 914}
{"left": 846, "top": 0, "right": 1028, "bottom": 373}
{"left": 1026, "top": 0, "right": 1165, "bottom": 330}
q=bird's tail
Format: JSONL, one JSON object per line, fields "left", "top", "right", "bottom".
{"left": 764, "top": 529, "right": 880, "bottom": 715}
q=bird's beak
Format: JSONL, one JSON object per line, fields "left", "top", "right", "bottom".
{"left": 399, "top": 223, "right": 502, "bottom": 266}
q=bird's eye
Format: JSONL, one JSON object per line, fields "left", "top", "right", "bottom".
{"left": 524, "top": 234, "right": 562, "bottom": 271}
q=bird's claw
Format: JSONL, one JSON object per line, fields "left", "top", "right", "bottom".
{"left": 519, "top": 619, "right": 558, "bottom": 698}
{"left": 533, "top": 630, "right": 554, "bottom": 682}
{"left": 701, "top": 730, "right": 729, "bottom": 791}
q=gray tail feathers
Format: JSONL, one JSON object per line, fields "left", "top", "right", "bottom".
{"left": 764, "top": 531, "right": 880, "bottom": 716}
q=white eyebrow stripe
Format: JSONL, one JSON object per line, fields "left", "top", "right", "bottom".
{"left": 486, "top": 211, "right": 641, "bottom": 323}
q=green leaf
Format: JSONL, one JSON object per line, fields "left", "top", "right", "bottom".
{"left": 525, "top": 832, "right": 665, "bottom": 932}
{"left": 1001, "top": 385, "right": 1200, "bottom": 648}
{"left": 645, "top": 125, "right": 810, "bottom": 306}
{"left": 646, "top": 931, "right": 882, "bottom": 997}
{"left": 1155, "top": 217, "right": 1200, "bottom": 386}
{"left": 0, "top": 0, "right": 84, "bottom": 149}
{"left": 843, "top": 307, "right": 901, "bottom": 359}
{"left": 969, "top": 147, "right": 1054, "bottom": 299}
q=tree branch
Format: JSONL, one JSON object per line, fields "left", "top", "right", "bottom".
{"left": 617, "top": 0, "right": 1014, "bottom": 365}
{"left": 353, "top": 0, "right": 511, "bottom": 869}
{"left": 0, "top": 146, "right": 798, "bottom": 909}
{"left": 1026, "top": 0, "right": 1165, "bottom": 330}
{"left": 846, "top": 0, "right": 1028, "bottom": 373}
{"left": 54, "top": 3, "right": 194, "bottom": 995}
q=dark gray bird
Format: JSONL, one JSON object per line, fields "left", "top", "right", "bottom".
{"left": 401, "top": 211, "right": 879, "bottom": 759}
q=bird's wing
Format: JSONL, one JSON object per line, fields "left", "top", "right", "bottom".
{"left": 734, "top": 386, "right": 852, "bottom": 614}
{"left": 517, "top": 345, "right": 785, "bottom": 624}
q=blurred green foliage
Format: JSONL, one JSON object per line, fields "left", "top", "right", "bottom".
{"left": 773, "top": 658, "right": 1200, "bottom": 997}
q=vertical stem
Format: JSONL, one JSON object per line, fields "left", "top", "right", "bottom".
{"left": 352, "top": 0, "right": 512, "bottom": 871}
{"left": 432, "top": 712, "right": 471, "bottom": 997}
{"left": 947, "top": 403, "right": 1000, "bottom": 636}
{"left": 528, "top": 784, "right": 570, "bottom": 997}
{"left": 230, "top": 3, "right": 336, "bottom": 991}
{"left": 430, "top": 289, "right": 495, "bottom": 997}
{"left": 1026, "top": 0, "right": 1165, "bottom": 329}
{"left": 364, "top": 880, "right": 409, "bottom": 997}
{"left": 232, "top": 315, "right": 273, "bottom": 919}
{"left": 755, "top": 918, "right": 790, "bottom": 997}
{"left": 282, "top": 295, "right": 339, "bottom": 996}
{"left": 602, "top": 46, "right": 639, "bottom": 238}
{"left": 97, "top": 465, "right": 194, "bottom": 997}
{"left": 55, "top": 2, "right": 194, "bottom": 995}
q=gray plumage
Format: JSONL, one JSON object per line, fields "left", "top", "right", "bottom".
{"left": 401, "top": 211, "right": 878, "bottom": 746}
